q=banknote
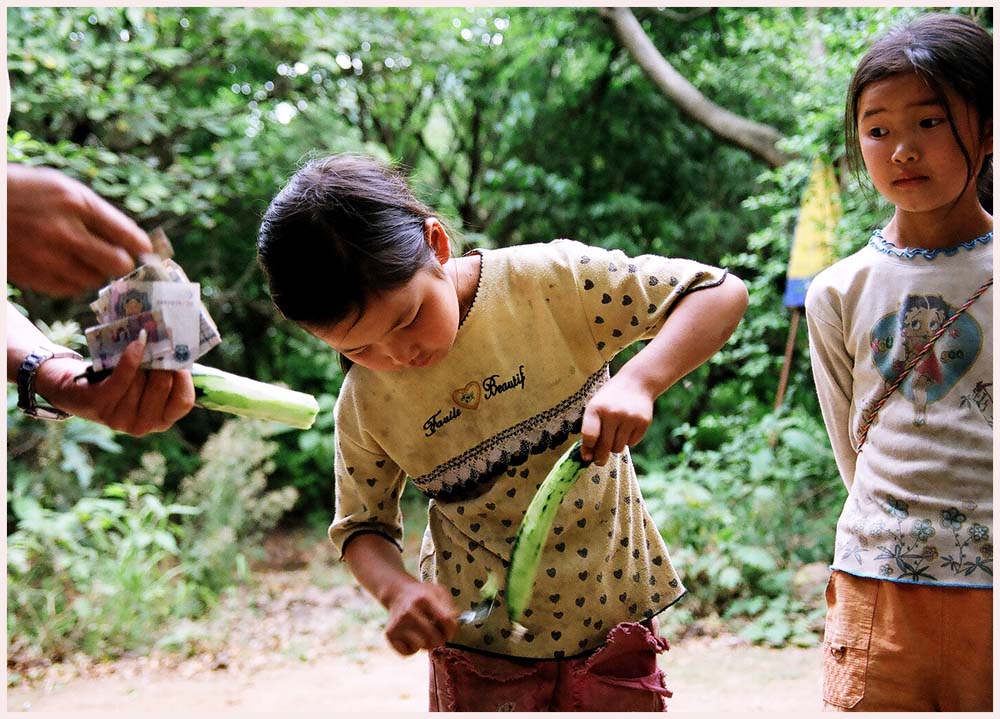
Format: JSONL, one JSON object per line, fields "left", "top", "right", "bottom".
{"left": 85, "top": 310, "right": 174, "bottom": 371}
{"left": 149, "top": 226, "right": 174, "bottom": 260}
{"left": 161, "top": 259, "right": 221, "bottom": 356}
{"left": 85, "top": 228, "right": 222, "bottom": 371}
{"left": 91, "top": 261, "right": 172, "bottom": 323}
{"left": 109, "top": 280, "right": 201, "bottom": 368}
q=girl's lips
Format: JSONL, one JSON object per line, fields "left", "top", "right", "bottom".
{"left": 892, "top": 175, "right": 929, "bottom": 187}
{"left": 411, "top": 352, "right": 434, "bottom": 368}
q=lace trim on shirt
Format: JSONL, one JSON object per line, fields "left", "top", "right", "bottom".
{"left": 868, "top": 229, "right": 993, "bottom": 260}
{"left": 410, "top": 365, "right": 609, "bottom": 502}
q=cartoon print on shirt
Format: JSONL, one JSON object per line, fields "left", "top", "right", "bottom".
{"left": 960, "top": 380, "right": 993, "bottom": 428}
{"left": 869, "top": 294, "right": 983, "bottom": 427}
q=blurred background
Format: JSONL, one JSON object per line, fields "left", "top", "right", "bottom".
{"left": 5, "top": 5, "right": 992, "bottom": 683}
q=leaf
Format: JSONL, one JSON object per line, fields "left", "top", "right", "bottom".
{"left": 153, "top": 530, "right": 180, "bottom": 555}
{"left": 733, "top": 545, "right": 778, "bottom": 572}
{"left": 748, "top": 448, "right": 774, "bottom": 481}
{"left": 781, "top": 428, "right": 823, "bottom": 455}
{"left": 10, "top": 494, "right": 45, "bottom": 524}
{"left": 716, "top": 565, "right": 743, "bottom": 591}
{"left": 60, "top": 442, "right": 94, "bottom": 487}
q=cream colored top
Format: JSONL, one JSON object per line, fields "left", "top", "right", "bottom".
{"left": 805, "top": 231, "right": 992, "bottom": 588}
{"left": 330, "top": 239, "right": 727, "bottom": 658}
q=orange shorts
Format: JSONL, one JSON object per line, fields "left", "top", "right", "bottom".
{"left": 822, "top": 570, "right": 992, "bottom": 712}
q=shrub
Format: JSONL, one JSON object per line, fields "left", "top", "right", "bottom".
{"left": 6, "top": 482, "right": 200, "bottom": 662}
{"left": 176, "top": 418, "right": 299, "bottom": 599}
{"left": 640, "top": 407, "right": 845, "bottom": 646}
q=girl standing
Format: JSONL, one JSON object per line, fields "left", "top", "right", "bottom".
{"left": 805, "top": 13, "right": 992, "bottom": 712}
{"left": 257, "top": 153, "right": 747, "bottom": 711}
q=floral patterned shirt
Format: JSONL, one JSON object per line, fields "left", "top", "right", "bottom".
{"left": 329, "top": 239, "right": 727, "bottom": 658}
{"left": 805, "top": 231, "right": 993, "bottom": 588}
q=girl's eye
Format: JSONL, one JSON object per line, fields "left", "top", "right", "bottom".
{"left": 919, "top": 117, "right": 945, "bottom": 129}
{"left": 404, "top": 308, "right": 421, "bottom": 328}
{"left": 868, "top": 127, "right": 888, "bottom": 139}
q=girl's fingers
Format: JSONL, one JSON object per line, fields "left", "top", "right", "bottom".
{"left": 610, "top": 424, "right": 632, "bottom": 455}
{"left": 579, "top": 407, "right": 601, "bottom": 462}
{"left": 388, "top": 631, "right": 420, "bottom": 656}
{"left": 628, "top": 425, "right": 647, "bottom": 448}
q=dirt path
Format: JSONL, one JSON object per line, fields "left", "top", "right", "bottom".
{"left": 7, "top": 531, "right": 823, "bottom": 713}
{"left": 8, "top": 638, "right": 822, "bottom": 713}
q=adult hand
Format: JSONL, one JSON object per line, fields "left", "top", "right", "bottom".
{"left": 383, "top": 578, "right": 459, "bottom": 656}
{"left": 33, "top": 333, "right": 195, "bottom": 436}
{"left": 6, "top": 164, "right": 153, "bottom": 297}
{"left": 580, "top": 373, "right": 654, "bottom": 466}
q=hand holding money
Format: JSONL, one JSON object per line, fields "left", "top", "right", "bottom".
{"left": 81, "top": 229, "right": 318, "bottom": 429}
{"left": 38, "top": 333, "right": 195, "bottom": 435}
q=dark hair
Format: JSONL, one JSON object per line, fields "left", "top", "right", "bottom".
{"left": 257, "top": 154, "right": 441, "bottom": 330}
{"left": 844, "top": 12, "right": 993, "bottom": 212}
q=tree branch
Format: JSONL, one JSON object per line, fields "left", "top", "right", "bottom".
{"left": 599, "top": 7, "right": 790, "bottom": 168}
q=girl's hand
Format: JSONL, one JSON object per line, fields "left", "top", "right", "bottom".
{"left": 580, "top": 373, "right": 655, "bottom": 466}
{"left": 384, "top": 578, "right": 459, "bottom": 656}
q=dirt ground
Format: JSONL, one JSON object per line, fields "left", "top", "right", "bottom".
{"left": 6, "top": 530, "right": 823, "bottom": 713}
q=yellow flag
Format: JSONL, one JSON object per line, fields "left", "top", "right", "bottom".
{"left": 784, "top": 159, "right": 840, "bottom": 307}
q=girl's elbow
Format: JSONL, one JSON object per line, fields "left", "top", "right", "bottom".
{"left": 723, "top": 273, "right": 750, "bottom": 320}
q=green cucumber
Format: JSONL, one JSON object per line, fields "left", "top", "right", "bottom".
{"left": 191, "top": 363, "right": 319, "bottom": 429}
{"left": 505, "top": 439, "right": 590, "bottom": 624}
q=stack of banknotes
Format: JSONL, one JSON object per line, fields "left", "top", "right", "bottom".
{"left": 85, "top": 228, "right": 221, "bottom": 371}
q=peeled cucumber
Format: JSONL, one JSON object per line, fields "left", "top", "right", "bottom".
{"left": 191, "top": 363, "right": 319, "bottom": 429}
{"left": 505, "top": 439, "right": 590, "bottom": 624}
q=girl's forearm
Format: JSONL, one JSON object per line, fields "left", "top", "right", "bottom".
{"left": 618, "top": 274, "right": 748, "bottom": 398}
{"left": 343, "top": 532, "right": 419, "bottom": 608}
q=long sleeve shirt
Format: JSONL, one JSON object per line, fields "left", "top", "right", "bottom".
{"left": 805, "top": 230, "right": 992, "bottom": 588}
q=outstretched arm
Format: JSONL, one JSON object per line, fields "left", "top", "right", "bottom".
{"left": 7, "top": 302, "right": 194, "bottom": 435}
{"left": 580, "top": 273, "right": 748, "bottom": 465}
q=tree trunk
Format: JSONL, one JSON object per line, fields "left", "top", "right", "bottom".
{"left": 599, "top": 7, "right": 790, "bottom": 168}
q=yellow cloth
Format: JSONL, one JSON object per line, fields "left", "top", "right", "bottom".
{"left": 331, "top": 239, "right": 727, "bottom": 658}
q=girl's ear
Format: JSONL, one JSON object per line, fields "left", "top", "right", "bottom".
{"left": 424, "top": 218, "right": 452, "bottom": 264}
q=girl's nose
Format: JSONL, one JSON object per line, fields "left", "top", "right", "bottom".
{"left": 891, "top": 139, "right": 919, "bottom": 164}
{"left": 387, "top": 339, "right": 417, "bottom": 366}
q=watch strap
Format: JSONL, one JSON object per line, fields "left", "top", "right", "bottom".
{"left": 17, "top": 348, "right": 84, "bottom": 420}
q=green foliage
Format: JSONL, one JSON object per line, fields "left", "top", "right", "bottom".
{"left": 7, "top": 481, "right": 200, "bottom": 661}
{"left": 6, "top": 419, "right": 295, "bottom": 665}
{"left": 8, "top": 7, "right": 986, "bottom": 659}
{"left": 176, "top": 419, "right": 299, "bottom": 599}
{"left": 640, "top": 408, "right": 845, "bottom": 645}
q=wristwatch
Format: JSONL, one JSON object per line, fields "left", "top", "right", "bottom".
{"left": 16, "top": 348, "right": 83, "bottom": 420}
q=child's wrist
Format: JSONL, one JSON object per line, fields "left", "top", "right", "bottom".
{"left": 376, "top": 574, "right": 417, "bottom": 609}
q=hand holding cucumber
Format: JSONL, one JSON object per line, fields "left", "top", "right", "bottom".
{"left": 579, "top": 371, "right": 655, "bottom": 465}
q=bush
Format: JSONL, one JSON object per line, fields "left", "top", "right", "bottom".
{"left": 176, "top": 418, "right": 299, "bottom": 599}
{"left": 6, "top": 418, "right": 298, "bottom": 665}
{"left": 7, "top": 482, "right": 200, "bottom": 662}
{"left": 640, "top": 407, "right": 846, "bottom": 646}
